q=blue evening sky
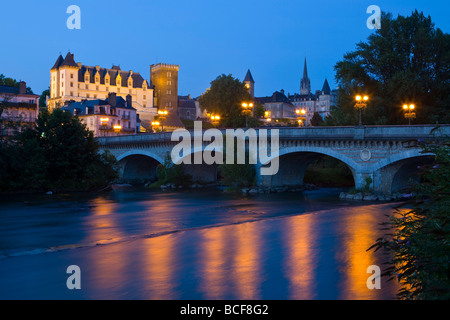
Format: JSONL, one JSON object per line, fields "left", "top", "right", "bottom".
{"left": 0, "top": 0, "right": 449, "bottom": 98}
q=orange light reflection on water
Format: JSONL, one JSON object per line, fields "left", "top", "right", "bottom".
{"left": 284, "top": 214, "right": 317, "bottom": 299}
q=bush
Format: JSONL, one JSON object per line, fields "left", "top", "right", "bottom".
{"left": 370, "top": 138, "right": 450, "bottom": 299}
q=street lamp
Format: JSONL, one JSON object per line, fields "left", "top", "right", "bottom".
{"left": 402, "top": 104, "right": 416, "bottom": 125}
{"left": 210, "top": 114, "right": 221, "bottom": 126}
{"left": 113, "top": 124, "right": 122, "bottom": 134}
{"left": 151, "top": 121, "right": 160, "bottom": 132}
{"left": 295, "top": 108, "right": 306, "bottom": 126}
{"left": 242, "top": 102, "right": 253, "bottom": 128}
{"left": 354, "top": 95, "right": 369, "bottom": 126}
{"left": 157, "top": 109, "right": 168, "bottom": 132}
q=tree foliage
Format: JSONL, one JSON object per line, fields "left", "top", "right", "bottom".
{"left": 198, "top": 74, "right": 262, "bottom": 127}
{"left": 370, "top": 136, "right": 450, "bottom": 299}
{"left": 327, "top": 10, "right": 450, "bottom": 125}
{"left": 310, "top": 112, "right": 324, "bottom": 126}
{"left": 0, "top": 109, "right": 118, "bottom": 192}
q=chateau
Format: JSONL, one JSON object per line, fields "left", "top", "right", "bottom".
{"left": 48, "top": 52, "right": 156, "bottom": 130}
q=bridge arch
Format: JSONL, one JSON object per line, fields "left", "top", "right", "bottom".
{"left": 116, "top": 151, "right": 164, "bottom": 183}
{"left": 373, "top": 149, "right": 435, "bottom": 194}
{"left": 260, "top": 146, "right": 358, "bottom": 188}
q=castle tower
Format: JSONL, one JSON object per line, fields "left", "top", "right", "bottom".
{"left": 300, "top": 58, "right": 311, "bottom": 95}
{"left": 150, "top": 63, "right": 179, "bottom": 112}
{"left": 49, "top": 52, "right": 80, "bottom": 111}
{"left": 243, "top": 69, "right": 255, "bottom": 97}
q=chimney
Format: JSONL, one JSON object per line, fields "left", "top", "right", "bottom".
{"left": 108, "top": 92, "right": 117, "bottom": 107}
{"left": 126, "top": 94, "right": 132, "bottom": 107}
{"left": 19, "top": 81, "right": 26, "bottom": 94}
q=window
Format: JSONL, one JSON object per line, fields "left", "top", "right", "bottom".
{"left": 62, "top": 74, "right": 64, "bottom": 79}
{"left": 70, "top": 82, "right": 73, "bottom": 87}
{"left": 143, "top": 95, "right": 146, "bottom": 100}
{"left": 85, "top": 76, "right": 89, "bottom": 82}
{"left": 96, "top": 85, "right": 99, "bottom": 91}
{"left": 106, "top": 79, "right": 109, "bottom": 85}
{"left": 96, "top": 77, "right": 99, "bottom": 83}
{"left": 167, "top": 80, "right": 172, "bottom": 86}
{"left": 94, "top": 94, "right": 97, "bottom": 98}
{"left": 70, "top": 74, "right": 74, "bottom": 79}
{"left": 29, "top": 99, "right": 34, "bottom": 104}
{"left": 117, "top": 88, "right": 120, "bottom": 93}
{"left": 143, "top": 86, "right": 146, "bottom": 91}
{"left": 129, "top": 90, "right": 132, "bottom": 94}
{"left": 85, "top": 85, "right": 88, "bottom": 89}
{"left": 167, "top": 71, "right": 171, "bottom": 77}
{"left": 87, "top": 93, "right": 90, "bottom": 98}
{"left": 106, "top": 87, "right": 109, "bottom": 91}
{"left": 70, "top": 91, "right": 73, "bottom": 96}
{"left": 143, "top": 104, "right": 146, "bottom": 108}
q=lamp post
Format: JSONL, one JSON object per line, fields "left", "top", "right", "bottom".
{"left": 354, "top": 95, "right": 369, "bottom": 126}
{"left": 295, "top": 108, "right": 306, "bottom": 127}
{"left": 402, "top": 104, "right": 416, "bottom": 125}
{"left": 242, "top": 102, "right": 253, "bottom": 128}
{"left": 157, "top": 109, "right": 168, "bottom": 132}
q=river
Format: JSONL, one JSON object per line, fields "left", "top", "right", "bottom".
{"left": 0, "top": 187, "right": 400, "bottom": 299}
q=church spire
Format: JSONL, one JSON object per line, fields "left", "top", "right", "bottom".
{"left": 300, "top": 57, "right": 311, "bottom": 95}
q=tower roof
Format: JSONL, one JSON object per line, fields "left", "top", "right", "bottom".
{"left": 244, "top": 69, "right": 255, "bottom": 83}
{"left": 51, "top": 55, "right": 64, "bottom": 70}
{"left": 60, "top": 52, "right": 78, "bottom": 68}
{"left": 321, "top": 78, "right": 331, "bottom": 95}
{"left": 302, "top": 58, "right": 308, "bottom": 80}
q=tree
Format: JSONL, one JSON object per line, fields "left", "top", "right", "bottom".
{"left": 327, "top": 10, "right": 450, "bottom": 125}
{"left": 39, "top": 88, "right": 50, "bottom": 110}
{"left": 198, "top": 74, "right": 257, "bottom": 128}
{"left": 0, "top": 109, "right": 118, "bottom": 192}
{"left": 310, "top": 112, "right": 324, "bottom": 126}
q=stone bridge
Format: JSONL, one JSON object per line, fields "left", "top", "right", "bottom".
{"left": 98, "top": 125, "right": 449, "bottom": 195}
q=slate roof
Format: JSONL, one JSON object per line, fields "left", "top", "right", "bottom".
{"left": 62, "top": 96, "right": 136, "bottom": 116}
{"left": 0, "top": 85, "right": 38, "bottom": 96}
{"left": 256, "top": 91, "right": 292, "bottom": 104}
{"left": 244, "top": 69, "right": 255, "bottom": 83}
{"left": 51, "top": 55, "right": 64, "bottom": 70}
{"left": 321, "top": 78, "right": 331, "bottom": 95}
{"left": 51, "top": 52, "right": 149, "bottom": 89}
{"left": 60, "top": 52, "right": 78, "bottom": 68}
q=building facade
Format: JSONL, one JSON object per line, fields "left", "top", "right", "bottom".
{"left": 48, "top": 52, "right": 156, "bottom": 130}
{"left": 62, "top": 93, "right": 137, "bottom": 137}
{"left": 0, "top": 81, "right": 39, "bottom": 135}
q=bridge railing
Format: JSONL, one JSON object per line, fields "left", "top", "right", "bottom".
{"left": 97, "top": 124, "right": 450, "bottom": 145}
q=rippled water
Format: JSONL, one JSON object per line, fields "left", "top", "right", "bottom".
{"left": 0, "top": 187, "right": 400, "bottom": 299}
